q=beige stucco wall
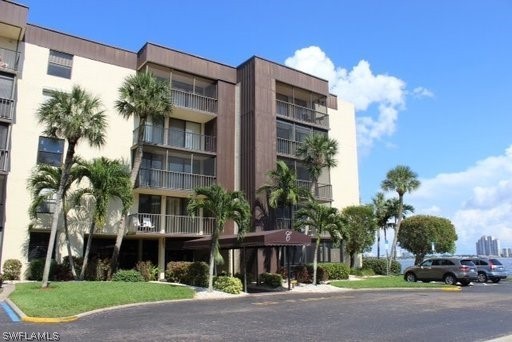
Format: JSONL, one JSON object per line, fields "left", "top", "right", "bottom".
{"left": 329, "top": 99, "right": 360, "bottom": 210}
{"left": 1, "top": 42, "right": 135, "bottom": 276}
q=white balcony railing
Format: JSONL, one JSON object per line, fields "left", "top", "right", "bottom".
{"left": 171, "top": 89, "right": 217, "bottom": 114}
{"left": 137, "top": 168, "right": 216, "bottom": 191}
{"left": 0, "top": 97, "right": 14, "bottom": 120}
{"left": 276, "top": 100, "right": 329, "bottom": 128}
{"left": 0, "top": 47, "right": 20, "bottom": 73}
{"left": 128, "top": 213, "right": 214, "bottom": 235}
{"left": 133, "top": 125, "right": 216, "bottom": 153}
{"left": 297, "top": 180, "right": 332, "bottom": 201}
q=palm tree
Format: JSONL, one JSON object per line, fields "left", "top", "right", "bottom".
{"left": 187, "top": 185, "right": 251, "bottom": 292}
{"left": 72, "top": 157, "right": 133, "bottom": 280}
{"left": 258, "top": 161, "right": 310, "bottom": 229}
{"left": 111, "top": 71, "right": 172, "bottom": 273}
{"left": 296, "top": 133, "right": 338, "bottom": 199}
{"left": 27, "top": 163, "right": 79, "bottom": 279}
{"left": 37, "top": 86, "right": 106, "bottom": 288}
{"left": 381, "top": 165, "right": 420, "bottom": 261}
{"left": 295, "top": 201, "right": 344, "bottom": 285}
{"left": 372, "top": 192, "right": 391, "bottom": 259}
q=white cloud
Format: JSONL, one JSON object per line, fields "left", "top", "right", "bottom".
{"left": 412, "top": 86, "right": 434, "bottom": 98}
{"left": 409, "top": 145, "right": 512, "bottom": 254}
{"left": 284, "top": 46, "right": 409, "bottom": 151}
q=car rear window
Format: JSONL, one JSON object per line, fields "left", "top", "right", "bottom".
{"left": 489, "top": 259, "right": 503, "bottom": 265}
{"left": 461, "top": 260, "right": 475, "bottom": 266}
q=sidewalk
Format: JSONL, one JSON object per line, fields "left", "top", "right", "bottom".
{"left": 0, "top": 281, "right": 15, "bottom": 301}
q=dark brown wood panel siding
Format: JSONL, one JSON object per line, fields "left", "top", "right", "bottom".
{"left": 139, "top": 44, "right": 236, "bottom": 83}
{"left": 328, "top": 94, "right": 338, "bottom": 110}
{"left": 25, "top": 25, "right": 137, "bottom": 69}
{"left": 0, "top": 1, "right": 28, "bottom": 30}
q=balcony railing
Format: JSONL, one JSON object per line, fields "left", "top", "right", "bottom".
{"left": 128, "top": 213, "right": 214, "bottom": 235}
{"left": 137, "top": 168, "right": 216, "bottom": 191}
{"left": 133, "top": 125, "right": 216, "bottom": 153}
{"left": 0, "top": 149, "right": 9, "bottom": 172}
{"left": 0, "top": 47, "right": 20, "bottom": 73}
{"left": 276, "top": 100, "right": 329, "bottom": 128}
{"left": 171, "top": 89, "right": 217, "bottom": 114}
{"left": 277, "top": 137, "right": 299, "bottom": 157}
{"left": 0, "top": 97, "right": 15, "bottom": 121}
{"left": 297, "top": 180, "right": 332, "bottom": 201}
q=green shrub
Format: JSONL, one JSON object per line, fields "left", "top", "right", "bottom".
{"left": 112, "top": 269, "right": 145, "bottom": 282}
{"left": 84, "top": 257, "right": 111, "bottom": 281}
{"left": 305, "top": 265, "right": 328, "bottom": 284}
{"left": 362, "top": 258, "right": 401, "bottom": 275}
{"left": 320, "top": 263, "right": 350, "bottom": 280}
{"left": 27, "top": 259, "right": 57, "bottom": 281}
{"left": 2, "top": 259, "right": 22, "bottom": 280}
{"left": 213, "top": 276, "right": 243, "bottom": 294}
{"left": 260, "top": 272, "right": 283, "bottom": 288}
{"left": 166, "top": 261, "right": 208, "bottom": 287}
{"left": 136, "top": 260, "right": 159, "bottom": 281}
{"left": 234, "top": 272, "right": 254, "bottom": 284}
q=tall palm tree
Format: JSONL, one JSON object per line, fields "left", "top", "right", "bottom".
{"left": 295, "top": 201, "right": 344, "bottom": 285}
{"left": 372, "top": 192, "right": 391, "bottom": 259}
{"left": 27, "top": 163, "right": 79, "bottom": 279}
{"left": 187, "top": 185, "right": 251, "bottom": 292}
{"left": 381, "top": 165, "right": 420, "bottom": 261}
{"left": 111, "top": 71, "right": 172, "bottom": 273}
{"left": 72, "top": 157, "right": 133, "bottom": 280}
{"left": 258, "top": 160, "right": 310, "bottom": 229}
{"left": 296, "top": 133, "right": 338, "bottom": 198}
{"left": 37, "top": 86, "right": 106, "bottom": 288}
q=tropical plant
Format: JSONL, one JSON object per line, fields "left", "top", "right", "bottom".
{"left": 341, "top": 205, "right": 377, "bottom": 268}
{"left": 398, "top": 215, "right": 457, "bottom": 264}
{"left": 111, "top": 71, "right": 172, "bottom": 274}
{"left": 72, "top": 157, "right": 132, "bottom": 280}
{"left": 2, "top": 259, "right": 22, "bottom": 280}
{"left": 258, "top": 160, "right": 310, "bottom": 229}
{"left": 187, "top": 185, "right": 251, "bottom": 292}
{"left": 296, "top": 133, "right": 338, "bottom": 198}
{"left": 36, "top": 86, "right": 107, "bottom": 288}
{"left": 295, "top": 201, "right": 344, "bottom": 285}
{"left": 27, "top": 162, "right": 80, "bottom": 279}
{"left": 381, "top": 165, "right": 420, "bottom": 262}
{"left": 372, "top": 192, "right": 391, "bottom": 259}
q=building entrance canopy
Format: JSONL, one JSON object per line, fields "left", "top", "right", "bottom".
{"left": 183, "top": 229, "right": 311, "bottom": 250}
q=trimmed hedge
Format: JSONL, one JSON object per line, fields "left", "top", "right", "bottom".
{"left": 112, "top": 269, "right": 145, "bottom": 282}
{"left": 362, "top": 258, "right": 401, "bottom": 275}
{"left": 166, "top": 261, "right": 208, "bottom": 287}
{"left": 214, "top": 276, "right": 243, "bottom": 294}
{"left": 350, "top": 268, "right": 376, "bottom": 277}
{"left": 320, "top": 263, "right": 350, "bottom": 280}
{"left": 260, "top": 272, "right": 283, "bottom": 288}
{"left": 2, "top": 259, "right": 22, "bottom": 280}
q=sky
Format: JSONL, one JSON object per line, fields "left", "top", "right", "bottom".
{"left": 19, "top": 0, "right": 512, "bottom": 255}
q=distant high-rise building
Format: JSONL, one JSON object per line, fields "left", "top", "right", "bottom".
{"left": 476, "top": 235, "right": 500, "bottom": 256}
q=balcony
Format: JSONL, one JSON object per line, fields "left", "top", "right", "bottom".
{"left": 133, "top": 125, "right": 216, "bottom": 153}
{"left": 297, "top": 180, "right": 332, "bottom": 202}
{"left": 276, "top": 100, "right": 329, "bottom": 128}
{"left": 0, "top": 149, "right": 8, "bottom": 172}
{"left": 171, "top": 89, "right": 217, "bottom": 114}
{"left": 0, "top": 47, "right": 20, "bottom": 73}
{"left": 277, "top": 137, "right": 299, "bottom": 157}
{"left": 0, "top": 97, "right": 14, "bottom": 121}
{"left": 137, "top": 168, "right": 216, "bottom": 191}
{"left": 128, "top": 213, "right": 214, "bottom": 235}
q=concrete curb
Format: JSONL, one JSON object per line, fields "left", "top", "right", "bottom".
{"left": 5, "top": 298, "right": 78, "bottom": 323}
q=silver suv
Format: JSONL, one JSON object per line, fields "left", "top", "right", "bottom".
{"left": 404, "top": 257, "right": 478, "bottom": 286}
{"left": 470, "top": 257, "right": 507, "bottom": 283}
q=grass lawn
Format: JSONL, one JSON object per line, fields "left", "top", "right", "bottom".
{"left": 9, "top": 282, "right": 195, "bottom": 318}
{"left": 331, "top": 276, "right": 452, "bottom": 289}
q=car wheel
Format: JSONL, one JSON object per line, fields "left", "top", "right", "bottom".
{"left": 459, "top": 280, "right": 470, "bottom": 286}
{"left": 405, "top": 272, "right": 417, "bottom": 282}
{"left": 477, "top": 272, "right": 487, "bottom": 283}
{"left": 443, "top": 273, "right": 457, "bottom": 285}
{"left": 491, "top": 278, "right": 501, "bottom": 283}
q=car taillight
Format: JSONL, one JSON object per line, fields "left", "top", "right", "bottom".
{"left": 459, "top": 265, "right": 470, "bottom": 272}
{"left": 489, "top": 261, "right": 497, "bottom": 270}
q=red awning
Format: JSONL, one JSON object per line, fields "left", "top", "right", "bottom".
{"left": 183, "top": 229, "right": 311, "bottom": 250}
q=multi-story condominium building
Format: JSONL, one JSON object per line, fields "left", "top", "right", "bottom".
{"left": 476, "top": 235, "right": 500, "bottom": 257}
{"left": 0, "top": 1, "right": 359, "bottom": 279}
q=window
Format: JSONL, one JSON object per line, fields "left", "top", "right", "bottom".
{"left": 37, "top": 136, "right": 64, "bottom": 166}
{"left": 47, "top": 50, "right": 73, "bottom": 79}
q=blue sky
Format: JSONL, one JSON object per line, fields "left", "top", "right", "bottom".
{"left": 21, "top": 0, "right": 512, "bottom": 255}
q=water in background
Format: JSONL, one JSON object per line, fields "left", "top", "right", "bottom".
{"left": 398, "top": 257, "right": 512, "bottom": 275}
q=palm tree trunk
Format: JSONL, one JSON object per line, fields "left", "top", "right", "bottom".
{"left": 42, "top": 142, "right": 76, "bottom": 288}
{"left": 109, "top": 214, "right": 127, "bottom": 277}
{"left": 208, "top": 226, "right": 221, "bottom": 292}
{"left": 389, "top": 195, "right": 404, "bottom": 261}
{"left": 377, "top": 229, "right": 381, "bottom": 259}
{"left": 80, "top": 221, "right": 96, "bottom": 280}
{"left": 62, "top": 198, "right": 77, "bottom": 279}
{"left": 313, "top": 236, "right": 320, "bottom": 285}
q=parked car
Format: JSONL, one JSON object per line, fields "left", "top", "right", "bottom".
{"left": 403, "top": 257, "right": 478, "bottom": 286}
{"left": 470, "top": 257, "right": 507, "bottom": 283}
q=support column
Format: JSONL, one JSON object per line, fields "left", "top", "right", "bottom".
{"left": 158, "top": 237, "right": 166, "bottom": 280}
